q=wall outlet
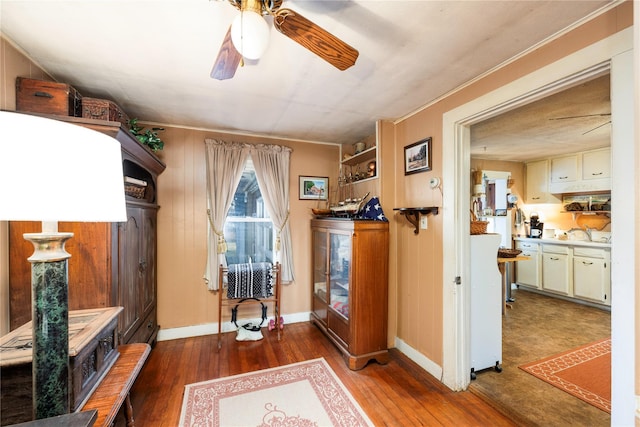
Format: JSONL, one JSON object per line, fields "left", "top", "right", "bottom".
{"left": 420, "top": 215, "right": 428, "bottom": 229}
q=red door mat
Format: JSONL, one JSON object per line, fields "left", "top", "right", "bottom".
{"left": 519, "top": 338, "right": 611, "bottom": 413}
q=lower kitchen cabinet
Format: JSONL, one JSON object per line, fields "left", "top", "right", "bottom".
{"left": 541, "top": 245, "right": 570, "bottom": 295}
{"left": 310, "top": 218, "right": 389, "bottom": 370}
{"left": 515, "top": 241, "right": 540, "bottom": 288}
{"left": 514, "top": 237, "right": 611, "bottom": 307}
{"left": 573, "top": 247, "right": 611, "bottom": 304}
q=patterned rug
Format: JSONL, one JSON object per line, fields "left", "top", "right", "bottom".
{"left": 179, "top": 358, "right": 374, "bottom": 426}
{"left": 519, "top": 338, "right": 611, "bottom": 413}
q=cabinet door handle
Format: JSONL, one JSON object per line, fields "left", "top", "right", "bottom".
{"left": 34, "top": 91, "right": 54, "bottom": 98}
{"left": 139, "top": 259, "right": 147, "bottom": 272}
{"left": 582, "top": 261, "right": 593, "bottom": 265}
{"left": 591, "top": 172, "right": 603, "bottom": 176}
{"left": 550, "top": 257, "right": 559, "bottom": 261}
{"left": 558, "top": 176, "right": 568, "bottom": 180}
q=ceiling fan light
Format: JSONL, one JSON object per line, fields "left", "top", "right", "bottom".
{"left": 230, "top": 10, "right": 269, "bottom": 60}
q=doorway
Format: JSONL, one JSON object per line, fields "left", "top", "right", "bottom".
{"left": 466, "top": 75, "right": 612, "bottom": 423}
{"left": 440, "top": 30, "right": 635, "bottom": 423}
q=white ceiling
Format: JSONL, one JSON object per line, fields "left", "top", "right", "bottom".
{"left": 0, "top": 0, "right": 616, "bottom": 147}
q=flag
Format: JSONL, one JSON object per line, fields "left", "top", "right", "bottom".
{"left": 358, "top": 196, "right": 387, "bottom": 221}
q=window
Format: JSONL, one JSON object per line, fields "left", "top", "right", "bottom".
{"left": 224, "top": 159, "right": 274, "bottom": 265}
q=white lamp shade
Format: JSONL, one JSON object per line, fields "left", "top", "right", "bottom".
{"left": 0, "top": 111, "right": 127, "bottom": 222}
{"left": 230, "top": 10, "right": 270, "bottom": 60}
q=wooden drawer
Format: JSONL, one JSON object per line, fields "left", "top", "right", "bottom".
{"left": 82, "top": 97, "right": 129, "bottom": 126}
{"left": 542, "top": 244, "right": 569, "bottom": 255}
{"left": 16, "top": 77, "right": 82, "bottom": 117}
{"left": 128, "top": 308, "right": 159, "bottom": 344}
{"left": 573, "top": 246, "right": 609, "bottom": 258}
{"left": 327, "top": 309, "right": 350, "bottom": 347}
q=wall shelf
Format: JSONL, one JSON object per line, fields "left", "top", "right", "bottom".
{"left": 393, "top": 207, "right": 439, "bottom": 234}
{"left": 341, "top": 146, "right": 376, "bottom": 166}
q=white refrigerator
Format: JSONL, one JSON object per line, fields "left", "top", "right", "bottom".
{"left": 470, "top": 233, "right": 502, "bottom": 379}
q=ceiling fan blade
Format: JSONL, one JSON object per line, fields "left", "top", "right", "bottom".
{"left": 211, "top": 26, "right": 242, "bottom": 80}
{"left": 273, "top": 8, "right": 358, "bottom": 71}
{"left": 582, "top": 120, "right": 611, "bottom": 135}
{"left": 549, "top": 113, "right": 611, "bottom": 120}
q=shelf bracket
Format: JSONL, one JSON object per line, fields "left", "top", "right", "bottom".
{"left": 393, "top": 207, "right": 439, "bottom": 234}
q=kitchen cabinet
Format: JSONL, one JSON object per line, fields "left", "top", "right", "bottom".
{"left": 310, "top": 218, "right": 389, "bottom": 370}
{"left": 515, "top": 241, "right": 540, "bottom": 288}
{"left": 8, "top": 116, "right": 165, "bottom": 345}
{"left": 541, "top": 244, "right": 570, "bottom": 295}
{"left": 582, "top": 147, "right": 611, "bottom": 180}
{"left": 548, "top": 147, "right": 611, "bottom": 193}
{"left": 573, "top": 247, "right": 610, "bottom": 305}
{"left": 525, "top": 160, "right": 560, "bottom": 204}
{"left": 550, "top": 155, "right": 578, "bottom": 185}
{"left": 514, "top": 237, "right": 611, "bottom": 308}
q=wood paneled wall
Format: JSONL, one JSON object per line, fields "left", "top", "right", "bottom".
{"left": 155, "top": 126, "right": 340, "bottom": 329}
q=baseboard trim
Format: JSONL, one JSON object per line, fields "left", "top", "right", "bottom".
{"left": 157, "top": 311, "right": 311, "bottom": 341}
{"left": 394, "top": 337, "right": 443, "bottom": 381}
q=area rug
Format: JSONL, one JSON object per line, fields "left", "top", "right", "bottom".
{"left": 519, "top": 338, "right": 611, "bottom": 413}
{"left": 179, "top": 358, "right": 374, "bottom": 427}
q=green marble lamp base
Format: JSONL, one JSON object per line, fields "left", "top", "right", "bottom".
{"left": 24, "top": 232, "right": 73, "bottom": 420}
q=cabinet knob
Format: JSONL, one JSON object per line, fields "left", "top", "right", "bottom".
{"left": 139, "top": 259, "right": 147, "bottom": 272}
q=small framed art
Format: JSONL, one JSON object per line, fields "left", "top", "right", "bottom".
{"left": 404, "top": 137, "right": 432, "bottom": 175}
{"left": 299, "top": 176, "right": 328, "bottom": 200}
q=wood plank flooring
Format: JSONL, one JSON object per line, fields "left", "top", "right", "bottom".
{"left": 127, "top": 322, "right": 517, "bottom": 426}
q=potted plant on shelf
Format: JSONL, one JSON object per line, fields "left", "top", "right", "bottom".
{"left": 128, "top": 118, "right": 165, "bottom": 152}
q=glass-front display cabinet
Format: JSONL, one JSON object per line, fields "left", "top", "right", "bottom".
{"left": 310, "top": 218, "right": 390, "bottom": 370}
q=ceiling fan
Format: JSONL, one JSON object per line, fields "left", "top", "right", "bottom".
{"left": 211, "top": 0, "right": 359, "bottom": 80}
{"left": 548, "top": 113, "right": 612, "bottom": 136}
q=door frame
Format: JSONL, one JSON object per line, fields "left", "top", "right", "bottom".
{"left": 441, "top": 28, "right": 635, "bottom": 422}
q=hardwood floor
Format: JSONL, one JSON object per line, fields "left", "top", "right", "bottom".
{"left": 127, "top": 322, "right": 516, "bottom": 426}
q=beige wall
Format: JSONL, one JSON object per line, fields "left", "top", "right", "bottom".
{"left": 391, "top": 2, "right": 632, "bottom": 366}
{"left": 155, "top": 126, "right": 339, "bottom": 329}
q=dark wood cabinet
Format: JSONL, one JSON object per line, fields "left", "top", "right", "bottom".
{"left": 8, "top": 116, "right": 165, "bottom": 345}
{"left": 310, "top": 218, "right": 389, "bottom": 370}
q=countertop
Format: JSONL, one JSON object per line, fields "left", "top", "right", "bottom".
{"left": 513, "top": 236, "right": 611, "bottom": 248}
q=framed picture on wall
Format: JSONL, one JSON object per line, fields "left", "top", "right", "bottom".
{"left": 299, "top": 176, "right": 329, "bottom": 200}
{"left": 404, "top": 137, "right": 432, "bottom": 175}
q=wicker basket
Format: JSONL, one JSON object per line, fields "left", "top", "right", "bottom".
{"left": 470, "top": 210, "right": 488, "bottom": 235}
{"left": 124, "top": 183, "right": 146, "bottom": 199}
{"left": 498, "top": 248, "right": 522, "bottom": 258}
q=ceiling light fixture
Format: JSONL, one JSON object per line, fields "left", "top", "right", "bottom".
{"left": 230, "top": 0, "right": 269, "bottom": 60}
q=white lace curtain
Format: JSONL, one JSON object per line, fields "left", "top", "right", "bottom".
{"left": 203, "top": 139, "right": 294, "bottom": 290}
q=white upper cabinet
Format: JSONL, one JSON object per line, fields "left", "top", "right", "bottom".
{"left": 582, "top": 147, "right": 611, "bottom": 180}
{"left": 525, "top": 160, "right": 560, "bottom": 203}
{"left": 548, "top": 147, "right": 610, "bottom": 193}
{"left": 550, "top": 155, "right": 578, "bottom": 184}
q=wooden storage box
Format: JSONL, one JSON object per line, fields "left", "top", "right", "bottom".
{"left": 0, "top": 307, "right": 122, "bottom": 425}
{"left": 16, "top": 77, "right": 82, "bottom": 117}
{"left": 82, "top": 97, "right": 130, "bottom": 126}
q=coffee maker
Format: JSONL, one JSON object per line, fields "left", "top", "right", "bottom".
{"left": 528, "top": 212, "right": 544, "bottom": 238}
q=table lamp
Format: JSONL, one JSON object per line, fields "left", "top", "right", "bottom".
{"left": 0, "top": 111, "right": 126, "bottom": 419}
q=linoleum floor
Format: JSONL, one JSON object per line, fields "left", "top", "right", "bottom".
{"left": 468, "top": 288, "right": 611, "bottom": 427}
